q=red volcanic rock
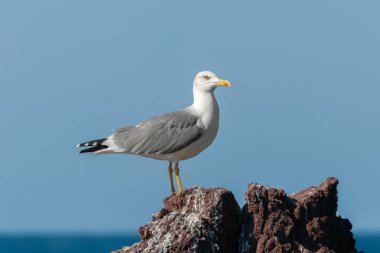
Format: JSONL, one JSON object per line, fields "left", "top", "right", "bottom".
{"left": 113, "top": 178, "right": 360, "bottom": 253}
{"left": 240, "top": 177, "right": 360, "bottom": 253}
{"left": 113, "top": 187, "right": 241, "bottom": 253}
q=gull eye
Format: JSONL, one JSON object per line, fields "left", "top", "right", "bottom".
{"left": 203, "top": 75, "right": 210, "bottom": 80}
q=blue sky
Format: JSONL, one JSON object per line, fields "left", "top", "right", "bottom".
{"left": 0, "top": 0, "right": 379, "bottom": 233}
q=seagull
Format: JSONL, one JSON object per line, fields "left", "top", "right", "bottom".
{"left": 77, "top": 71, "right": 231, "bottom": 194}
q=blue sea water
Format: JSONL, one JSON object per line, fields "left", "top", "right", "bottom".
{"left": 0, "top": 235, "right": 140, "bottom": 253}
{"left": 355, "top": 233, "right": 380, "bottom": 253}
{"left": 0, "top": 233, "right": 378, "bottom": 253}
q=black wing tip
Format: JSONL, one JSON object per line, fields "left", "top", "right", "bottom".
{"left": 77, "top": 138, "right": 108, "bottom": 154}
{"left": 77, "top": 138, "right": 107, "bottom": 147}
{"left": 79, "top": 145, "right": 108, "bottom": 154}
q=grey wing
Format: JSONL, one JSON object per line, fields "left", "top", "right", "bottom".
{"left": 110, "top": 110, "right": 204, "bottom": 155}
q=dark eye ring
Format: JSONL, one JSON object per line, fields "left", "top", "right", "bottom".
{"left": 203, "top": 75, "right": 210, "bottom": 80}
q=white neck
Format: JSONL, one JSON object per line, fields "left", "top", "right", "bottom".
{"left": 191, "top": 88, "right": 219, "bottom": 128}
{"left": 192, "top": 88, "right": 216, "bottom": 109}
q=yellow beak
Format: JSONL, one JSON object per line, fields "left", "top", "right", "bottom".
{"left": 216, "top": 79, "right": 231, "bottom": 87}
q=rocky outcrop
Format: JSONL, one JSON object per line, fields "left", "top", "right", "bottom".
{"left": 113, "top": 178, "right": 360, "bottom": 253}
{"left": 113, "top": 187, "right": 241, "bottom": 253}
{"left": 240, "top": 177, "right": 359, "bottom": 253}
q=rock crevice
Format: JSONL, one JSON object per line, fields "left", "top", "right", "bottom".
{"left": 113, "top": 178, "right": 360, "bottom": 253}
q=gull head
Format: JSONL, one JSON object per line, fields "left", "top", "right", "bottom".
{"left": 193, "top": 71, "right": 231, "bottom": 93}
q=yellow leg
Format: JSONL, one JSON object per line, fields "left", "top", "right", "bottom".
{"left": 174, "top": 161, "right": 183, "bottom": 194}
{"left": 168, "top": 162, "right": 175, "bottom": 194}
